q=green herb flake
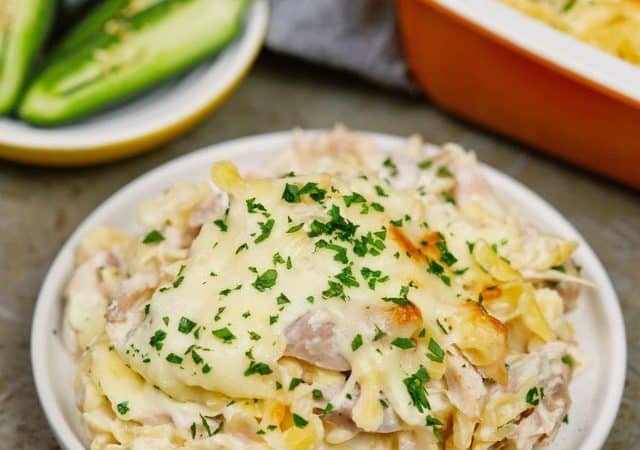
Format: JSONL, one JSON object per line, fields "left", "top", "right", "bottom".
{"left": 213, "top": 219, "right": 228, "bottom": 232}
{"left": 373, "top": 325, "right": 387, "bottom": 341}
{"left": 436, "top": 165, "right": 454, "bottom": 178}
{"left": 282, "top": 184, "right": 300, "bottom": 203}
{"left": 244, "top": 361, "right": 273, "bottom": 376}
{"left": 351, "top": 334, "right": 363, "bottom": 351}
{"left": 392, "top": 337, "right": 416, "bottom": 349}
{"left": 149, "top": 330, "right": 167, "bottom": 351}
{"left": 166, "top": 353, "right": 183, "bottom": 364}
{"left": 526, "top": 387, "right": 540, "bottom": 406}
{"left": 427, "top": 338, "right": 445, "bottom": 363}
{"left": 212, "top": 327, "right": 236, "bottom": 343}
{"left": 178, "top": 317, "right": 197, "bottom": 334}
{"left": 292, "top": 413, "right": 309, "bottom": 429}
{"left": 289, "top": 378, "right": 303, "bottom": 391}
{"left": 374, "top": 185, "right": 389, "bottom": 197}
{"left": 202, "top": 364, "right": 212, "bottom": 374}
{"left": 255, "top": 219, "right": 275, "bottom": 244}
{"left": 246, "top": 198, "right": 268, "bottom": 215}
{"left": 142, "top": 230, "right": 165, "bottom": 244}
{"left": 252, "top": 269, "right": 278, "bottom": 292}
{"left": 276, "top": 293, "right": 290, "bottom": 305}
{"left": 116, "top": 401, "right": 129, "bottom": 415}
{"left": 343, "top": 192, "right": 367, "bottom": 207}
{"left": 383, "top": 157, "right": 399, "bottom": 176}
{"left": 418, "top": 159, "right": 433, "bottom": 170}
{"left": 561, "top": 355, "right": 574, "bottom": 368}
{"left": 403, "top": 366, "right": 431, "bottom": 413}
{"left": 286, "top": 223, "right": 304, "bottom": 233}
{"left": 312, "top": 389, "right": 323, "bottom": 400}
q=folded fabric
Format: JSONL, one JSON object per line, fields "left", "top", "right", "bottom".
{"left": 266, "top": 0, "right": 416, "bottom": 92}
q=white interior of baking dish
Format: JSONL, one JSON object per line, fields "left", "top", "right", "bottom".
{"left": 436, "top": 0, "right": 640, "bottom": 104}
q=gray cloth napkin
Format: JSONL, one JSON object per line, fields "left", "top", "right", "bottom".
{"left": 266, "top": 0, "right": 415, "bottom": 92}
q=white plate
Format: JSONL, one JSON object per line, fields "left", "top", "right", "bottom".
{"left": 31, "top": 131, "right": 627, "bottom": 450}
{"left": 0, "top": 0, "right": 268, "bottom": 166}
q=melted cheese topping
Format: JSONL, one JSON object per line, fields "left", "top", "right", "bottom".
{"left": 63, "top": 128, "right": 582, "bottom": 450}
{"left": 501, "top": 0, "right": 640, "bottom": 64}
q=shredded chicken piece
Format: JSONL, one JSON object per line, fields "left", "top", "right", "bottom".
{"left": 284, "top": 311, "right": 350, "bottom": 371}
{"left": 444, "top": 346, "right": 487, "bottom": 419}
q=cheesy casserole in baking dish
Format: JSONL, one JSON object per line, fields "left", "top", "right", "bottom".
{"left": 501, "top": 0, "right": 640, "bottom": 64}
{"left": 63, "top": 128, "right": 587, "bottom": 450}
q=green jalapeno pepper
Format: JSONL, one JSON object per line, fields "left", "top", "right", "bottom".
{"left": 19, "top": 0, "right": 249, "bottom": 125}
{"left": 0, "top": 0, "right": 55, "bottom": 115}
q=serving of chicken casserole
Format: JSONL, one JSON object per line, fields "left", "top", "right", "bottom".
{"left": 63, "top": 128, "right": 586, "bottom": 450}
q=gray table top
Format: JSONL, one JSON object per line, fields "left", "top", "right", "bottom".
{"left": 0, "top": 53, "right": 637, "bottom": 449}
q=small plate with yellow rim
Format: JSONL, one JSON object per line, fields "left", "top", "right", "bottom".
{"left": 0, "top": 0, "right": 268, "bottom": 167}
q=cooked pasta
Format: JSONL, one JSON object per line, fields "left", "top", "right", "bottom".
{"left": 63, "top": 128, "right": 585, "bottom": 449}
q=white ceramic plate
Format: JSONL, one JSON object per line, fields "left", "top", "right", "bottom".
{"left": 0, "top": 0, "right": 268, "bottom": 166}
{"left": 31, "top": 131, "right": 626, "bottom": 450}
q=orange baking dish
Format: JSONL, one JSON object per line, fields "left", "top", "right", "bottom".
{"left": 396, "top": 0, "right": 640, "bottom": 188}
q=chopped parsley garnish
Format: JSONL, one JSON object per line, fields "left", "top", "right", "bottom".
{"left": 427, "top": 260, "right": 451, "bottom": 286}
{"left": 252, "top": 269, "right": 278, "bottom": 292}
{"left": 235, "top": 243, "right": 249, "bottom": 254}
{"left": 315, "top": 239, "right": 349, "bottom": 264}
{"left": 336, "top": 265, "right": 360, "bottom": 287}
{"left": 172, "top": 265, "right": 186, "bottom": 288}
{"left": 269, "top": 315, "right": 279, "bottom": 325}
{"left": 289, "top": 378, "right": 303, "bottom": 391}
{"left": 526, "top": 387, "right": 541, "bottom": 406}
{"left": 390, "top": 218, "right": 404, "bottom": 227}
{"left": 276, "top": 293, "right": 291, "bottom": 305}
{"left": 403, "top": 366, "right": 430, "bottom": 412}
{"left": 360, "top": 267, "right": 390, "bottom": 290}
{"left": 374, "top": 185, "right": 388, "bottom": 197}
{"left": 166, "top": 353, "right": 183, "bottom": 364}
{"left": 312, "top": 389, "right": 323, "bottom": 400}
{"left": 149, "top": 330, "right": 167, "bottom": 350}
{"left": 248, "top": 330, "right": 261, "bottom": 341}
{"left": 282, "top": 183, "right": 301, "bottom": 203}
{"left": 426, "top": 339, "right": 445, "bottom": 363}
{"left": 418, "top": 159, "right": 433, "bottom": 170}
{"left": 392, "top": 337, "right": 416, "bottom": 349}
{"left": 144, "top": 303, "right": 150, "bottom": 317}
{"left": 178, "top": 317, "right": 197, "bottom": 334}
{"left": 563, "top": 414, "right": 569, "bottom": 424}
{"left": 191, "top": 349, "right": 203, "bottom": 364}
{"left": 373, "top": 325, "right": 387, "bottom": 341}
{"left": 426, "top": 415, "right": 443, "bottom": 427}
{"left": 562, "top": 0, "right": 577, "bottom": 12}
{"left": 343, "top": 192, "right": 367, "bottom": 207}
{"left": 219, "top": 284, "right": 242, "bottom": 296}
{"left": 255, "top": 219, "right": 275, "bottom": 243}
{"left": 202, "top": 364, "right": 212, "bottom": 374}
{"left": 246, "top": 198, "right": 268, "bottom": 215}
{"left": 351, "top": 334, "right": 363, "bottom": 351}
{"left": 370, "top": 202, "right": 384, "bottom": 212}
{"left": 383, "top": 157, "right": 399, "bottom": 176}
{"left": 292, "top": 413, "right": 309, "bottom": 428}
{"left": 142, "top": 230, "right": 165, "bottom": 244}
{"left": 552, "top": 265, "right": 566, "bottom": 273}
{"left": 286, "top": 223, "right": 304, "bottom": 233}
{"left": 436, "top": 236, "right": 458, "bottom": 266}
{"left": 322, "top": 403, "right": 335, "bottom": 415}
{"left": 214, "top": 306, "right": 226, "bottom": 321}
{"left": 244, "top": 361, "right": 272, "bottom": 376}
{"left": 436, "top": 319, "right": 448, "bottom": 335}
{"left": 212, "top": 327, "right": 236, "bottom": 343}
{"left": 213, "top": 219, "right": 228, "bottom": 232}
{"left": 436, "top": 165, "right": 454, "bottom": 178}
{"left": 200, "top": 414, "right": 213, "bottom": 437}
{"left": 163, "top": 316, "right": 170, "bottom": 326}
{"left": 322, "top": 280, "right": 347, "bottom": 301}
{"left": 116, "top": 401, "right": 129, "bottom": 415}
{"left": 561, "top": 355, "right": 574, "bottom": 368}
